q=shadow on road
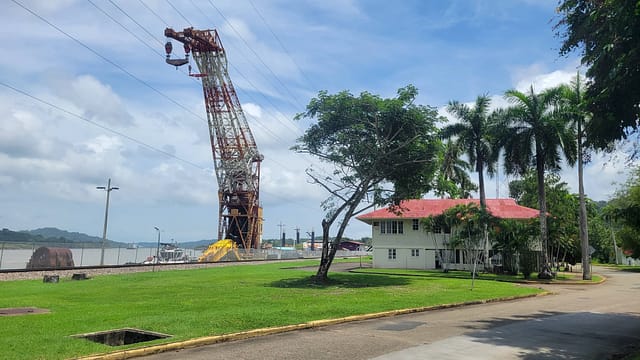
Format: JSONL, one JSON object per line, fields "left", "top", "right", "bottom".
{"left": 463, "top": 311, "right": 640, "bottom": 359}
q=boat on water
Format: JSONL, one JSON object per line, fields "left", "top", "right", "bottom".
{"left": 143, "top": 242, "right": 191, "bottom": 264}
{"left": 126, "top": 243, "right": 139, "bottom": 249}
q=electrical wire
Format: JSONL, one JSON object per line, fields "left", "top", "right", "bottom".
{"left": 108, "top": 0, "right": 165, "bottom": 47}
{"left": 10, "top": 0, "right": 208, "bottom": 127}
{"left": 9, "top": 0, "right": 333, "bottom": 206}
{"left": 138, "top": 0, "right": 169, "bottom": 27}
{"left": 205, "top": 0, "right": 308, "bottom": 111}
{"left": 88, "top": 0, "right": 163, "bottom": 56}
{"left": 165, "top": 0, "right": 191, "bottom": 26}
{"left": 0, "top": 80, "right": 206, "bottom": 170}
{"left": 0, "top": 80, "right": 309, "bottom": 206}
{"left": 248, "top": 0, "right": 318, "bottom": 92}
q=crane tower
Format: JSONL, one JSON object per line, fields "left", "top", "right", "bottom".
{"left": 164, "top": 27, "right": 263, "bottom": 250}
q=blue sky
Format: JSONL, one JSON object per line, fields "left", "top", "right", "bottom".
{"left": 0, "top": 0, "right": 629, "bottom": 244}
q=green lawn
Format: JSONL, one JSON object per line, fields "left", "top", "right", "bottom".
{"left": 608, "top": 265, "right": 640, "bottom": 273}
{"left": 351, "top": 268, "right": 603, "bottom": 283}
{"left": 0, "top": 261, "right": 541, "bottom": 360}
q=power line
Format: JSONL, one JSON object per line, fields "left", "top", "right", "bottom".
{"left": 108, "top": 0, "right": 165, "bottom": 47}
{"left": 248, "top": 0, "right": 318, "bottom": 92}
{"left": 151, "top": 1, "right": 310, "bottom": 156}
{"left": 205, "top": 0, "right": 308, "bottom": 111}
{"left": 0, "top": 80, "right": 206, "bottom": 170}
{"left": 0, "top": 80, "right": 312, "bottom": 207}
{"left": 138, "top": 0, "right": 169, "bottom": 27}
{"left": 87, "top": 0, "right": 162, "bottom": 56}
{"left": 165, "top": 0, "right": 191, "bottom": 26}
{"left": 12, "top": 0, "right": 317, "bottom": 198}
{"left": 11, "top": 0, "right": 208, "bottom": 127}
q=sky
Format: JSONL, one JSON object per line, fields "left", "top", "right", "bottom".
{"left": 0, "top": 0, "right": 631, "bottom": 244}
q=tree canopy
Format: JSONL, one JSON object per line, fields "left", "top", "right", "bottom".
{"left": 606, "top": 166, "right": 640, "bottom": 259}
{"left": 556, "top": 0, "right": 640, "bottom": 149}
{"left": 293, "top": 85, "right": 442, "bottom": 281}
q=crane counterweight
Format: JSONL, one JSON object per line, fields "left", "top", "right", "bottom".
{"left": 164, "top": 27, "right": 263, "bottom": 250}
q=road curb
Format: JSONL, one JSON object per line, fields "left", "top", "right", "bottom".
{"left": 75, "top": 291, "right": 550, "bottom": 360}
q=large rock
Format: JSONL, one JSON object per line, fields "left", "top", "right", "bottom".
{"left": 26, "top": 247, "right": 74, "bottom": 269}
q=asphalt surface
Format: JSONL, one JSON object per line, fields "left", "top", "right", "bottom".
{"left": 137, "top": 266, "right": 640, "bottom": 360}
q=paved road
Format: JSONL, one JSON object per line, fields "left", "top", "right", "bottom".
{"left": 141, "top": 267, "right": 640, "bottom": 360}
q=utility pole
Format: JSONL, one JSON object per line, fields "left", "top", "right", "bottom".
{"left": 278, "top": 222, "right": 286, "bottom": 247}
{"left": 295, "top": 227, "right": 300, "bottom": 246}
{"left": 307, "top": 229, "right": 315, "bottom": 251}
{"left": 96, "top": 178, "right": 119, "bottom": 266}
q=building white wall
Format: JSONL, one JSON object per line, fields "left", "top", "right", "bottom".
{"left": 370, "top": 219, "right": 495, "bottom": 270}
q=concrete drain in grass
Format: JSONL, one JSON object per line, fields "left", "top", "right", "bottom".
{"left": 72, "top": 328, "right": 171, "bottom": 346}
{"left": 0, "top": 307, "right": 50, "bottom": 316}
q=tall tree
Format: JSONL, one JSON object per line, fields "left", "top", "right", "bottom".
{"left": 555, "top": 0, "right": 640, "bottom": 149}
{"left": 434, "top": 141, "right": 477, "bottom": 199}
{"left": 510, "top": 172, "right": 580, "bottom": 266}
{"left": 442, "top": 95, "right": 496, "bottom": 208}
{"left": 497, "top": 86, "right": 577, "bottom": 278}
{"left": 442, "top": 95, "right": 496, "bottom": 269}
{"left": 605, "top": 166, "right": 640, "bottom": 260}
{"left": 560, "top": 73, "right": 592, "bottom": 279}
{"left": 292, "top": 85, "right": 442, "bottom": 282}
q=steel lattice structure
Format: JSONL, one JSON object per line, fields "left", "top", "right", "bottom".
{"left": 164, "top": 27, "right": 263, "bottom": 249}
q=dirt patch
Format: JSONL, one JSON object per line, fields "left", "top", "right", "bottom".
{"left": 0, "top": 307, "right": 50, "bottom": 316}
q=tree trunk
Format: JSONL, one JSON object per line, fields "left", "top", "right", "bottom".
{"left": 536, "top": 145, "right": 553, "bottom": 279}
{"left": 477, "top": 161, "right": 490, "bottom": 271}
{"left": 315, "top": 219, "right": 333, "bottom": 282}
{"left": 578, "top": 119, "right": 591, "bottom": 280}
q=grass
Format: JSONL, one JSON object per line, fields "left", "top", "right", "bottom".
{"left": 0, "top": 260, "right": 542, "bottom": 360}
{"left": 350, "top": 267, "right": 603, "bottom": 283}
{"left": 608, "top": 265, "right": 640, "bottom": 273}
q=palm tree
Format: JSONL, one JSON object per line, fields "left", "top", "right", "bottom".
{"left": 560, "top": 73, "right": 591, "bottom": 280}
{"left": 443, "top": 95, "right": 497, "bottom": 268}
{"left": 443, "top": 95, "right": 496, "bottom": 207}
{"left": 497, "top": 85, "right": 577, "bottom": 278}
{"left": 436, "top": 141, "right": 477, "bottom": 199}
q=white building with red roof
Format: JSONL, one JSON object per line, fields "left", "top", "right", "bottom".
{"left": 356, "top": 198, "right": 539, "bottom": 270}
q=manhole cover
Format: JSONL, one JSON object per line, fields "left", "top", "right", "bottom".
{"left": 0, "top": 307, "right": 50, "bottom": 316}
{"left": 72, "top": 328, "right": 171, "bottom": 346}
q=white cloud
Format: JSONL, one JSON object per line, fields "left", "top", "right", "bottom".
{"left": 511, "top": 62, "right": 582, "bottom": 92}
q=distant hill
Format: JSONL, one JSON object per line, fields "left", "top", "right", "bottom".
{"left": 0, "top": 227, "right": 126, "bottom": 248}
{"left": 1, "top": 227, "right": 214, "bottom": 249}
{"left": 0, "top": 228, "right": 38, "bottom": 243}
{"left": 26, "top": 227, "right": 104, "bottom": 243}
{"left": 136, "top": 239, "right": 215, "bottom": 249}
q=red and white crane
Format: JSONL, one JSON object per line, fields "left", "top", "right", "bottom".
{"left": 164, "top": 27, "right": 263, "bottom": 250}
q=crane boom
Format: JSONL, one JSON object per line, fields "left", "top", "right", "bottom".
{"left": 164, "top": 27, "right": 263, "bottom": 250}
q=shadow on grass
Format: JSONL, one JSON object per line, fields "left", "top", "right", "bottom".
{"left": 270, "top": 273, "right": 410, "bottom": 289}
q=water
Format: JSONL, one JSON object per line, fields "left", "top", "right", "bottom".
{"left": 0, "top": 247, "right": 203, "bottom": 270}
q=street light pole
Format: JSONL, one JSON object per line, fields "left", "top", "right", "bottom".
{"left": 154, "top": 226, "right": 161, "bottom": 272}
{"left": 97, "top": 178, "right": 119, "bottom": 266}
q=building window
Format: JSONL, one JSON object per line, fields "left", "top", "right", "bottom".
{"left": 412, "top": 219, "right": 419, "bottom": 231}
{"left": 388, "top": 248, "right": 396, "bottom": 260}
{"left": 380, "top": 221, "right": 404, "bottom": 235}
{"left": 411, "top": 249, "right": 420, "bottom": 257}
{"left": 433, "top": 225, "right": 442, "bottom": 234}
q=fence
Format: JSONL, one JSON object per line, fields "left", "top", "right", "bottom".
{"left": 0, "top": 242, "right": 367, "bottom": 270}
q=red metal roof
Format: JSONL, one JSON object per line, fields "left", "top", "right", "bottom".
{"left": 357, "top": 198, "right": 539, "bottom": 223}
